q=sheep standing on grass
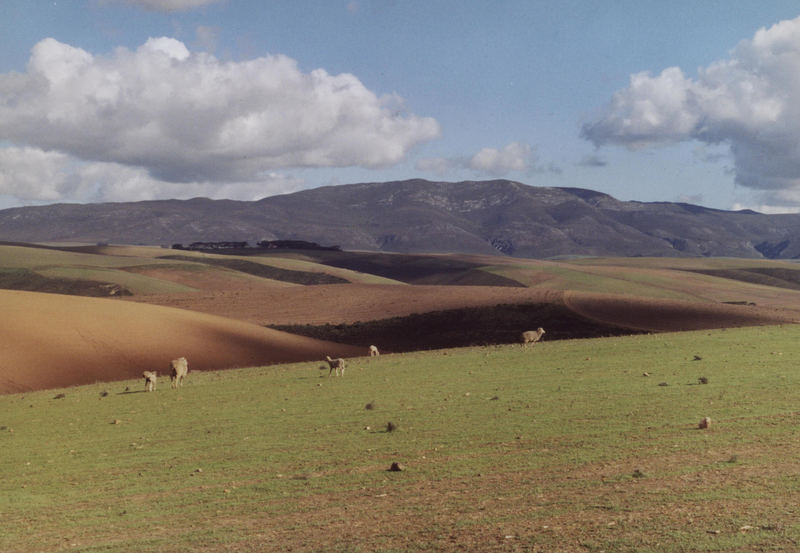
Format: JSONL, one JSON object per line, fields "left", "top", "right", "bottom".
{"left": 369, "top": 345, "right": 380, "bottom": 357}
{"left": 143, "top": 371, "right": 157, "bottom": 392}
{"left": 325, "top": 355, "right": 346, "bottom": 377}
{"left": 521, "top": 328, "right": 546, "bottom": 348}
{"left": 170, "top": 357, "right": 188, "bottom": 389}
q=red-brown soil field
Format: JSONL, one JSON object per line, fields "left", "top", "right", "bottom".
{"left": 127, "top": 283, "right": 799, "bottom": 330}
{"left": 0, "top": 289, "right": 362, "bottom": 394}
{"left": 4, "top": 244, "right": 800, "bottom": 394}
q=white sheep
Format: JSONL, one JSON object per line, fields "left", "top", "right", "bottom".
{"left": 170, "top": 357, "right": 188, "bottom": 388}
{"left": 369, "top": 345, "right": 380, "bottom": 357}
{"left": 521, "top": 328, "right": 546, "bottom": 348}
{"left": 325, "top": 355, "right": 347, "bottom": 377}
{"left": 142, "top": 371, "right": 157, "bottom": 392}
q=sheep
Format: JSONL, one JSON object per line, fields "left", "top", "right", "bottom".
{"left": 170, "top": 357, "right": 188, "bottom": 389}
{"left": 325, "top": 355, "right": 346, "bottom": 377}
{"left": 369, "top": 345, "right": 380, "bottom": 357}
{"left": 521, "top": 327, "right": 546, "bottom": 348}
{"left": 698, "top": 416, "right": 711, "bottom": 429}
{"left": 143, "top": 371, "right": 157, "bottom": 392}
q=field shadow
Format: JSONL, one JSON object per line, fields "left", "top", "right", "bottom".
{"left": 270, "top": 302, "right": 641, "bottom": 352}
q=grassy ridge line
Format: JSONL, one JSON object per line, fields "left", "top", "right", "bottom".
{"left": 3, "top": 325, "right": 800, "bottom": 552}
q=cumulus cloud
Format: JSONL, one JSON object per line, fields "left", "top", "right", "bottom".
{"left": 0, "top": 37, "right": 440, "bottom": 197}
{"left": 417, "top": 141, "right": 548, "bottom": 178}
{"left": 468, "top": 142, "right": 535, "bottom": 176}
{"left": 582, "top": 15, "right": 800, "bottom": 198}
{"left": 0, "top": 146, "right": 302, "bottom": 204}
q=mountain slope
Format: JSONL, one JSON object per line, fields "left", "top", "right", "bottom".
{"left": 2, "top": 179, "right": 800, "bottom": 258}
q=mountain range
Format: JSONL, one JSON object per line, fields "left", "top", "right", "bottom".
{"left": 2, "top": 178, "right": 800, "bottom": 259}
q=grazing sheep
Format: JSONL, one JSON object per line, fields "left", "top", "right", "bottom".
{"left": 369, "top": 345, "right": 380, "bottom": 357}
{"left": 521, "top": 328, "right": 546, "bottom": 348}
{"left": 143, "top": 371, "right": 157, "bottom": 392}
{"left": 170, "top": 357, "right": 188, "bottom": 389}
{"left": 325, "top": 355, "right": 346, "bottom": 377}
{"left": 699, "top": 416, "right": 711, "bottom": 429}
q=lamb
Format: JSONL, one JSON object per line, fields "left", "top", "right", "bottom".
{"left": 170, "top": 357, "right": 188, "bottom": 389}
{"left": 521, "top": 328, "right": 546, "bottom": 347}
{"left": 325, "top": 355, "right": 346, "bottom": 377}
{"left": 369, "top": 345, "right": 380, "bottom": 357}
{"left": 143, "top": 371, "right": 157, "bottom": 392}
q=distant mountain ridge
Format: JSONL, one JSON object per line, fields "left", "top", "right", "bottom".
{"left": 2, "top": 178, "right": 800, "bottom": 259}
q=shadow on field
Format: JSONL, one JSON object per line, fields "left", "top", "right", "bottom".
{"left": 269, "top": 302, "right": 643, "bottom": 352}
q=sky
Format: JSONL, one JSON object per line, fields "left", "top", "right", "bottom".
{"left": 4, "top": 1, "right": 800, "bottom": 213}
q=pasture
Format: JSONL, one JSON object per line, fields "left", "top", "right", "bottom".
{"left": 3, "top": 325, "right": 800, "bottom": 552}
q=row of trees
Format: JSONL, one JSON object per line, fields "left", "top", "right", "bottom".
{"left": 171, "top": 240, "right": 341, "bottom": 251}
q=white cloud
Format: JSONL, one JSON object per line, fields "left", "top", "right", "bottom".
{"left": 731, "top": 201, "right": 800, "bottom": 214}
{"left": 0, "top": 146, "right": 302, "bottom": 204}
{"left": 731, "top": 186, "right": 800, "bottom": 214}
{"left": 0, "top": 37, "right": 440, "bottom": 196}
{"left": 469, "top": 142, "right": 534, "bottom": 176}
{"left": 0, "top": 147, "right": 77, "bottom": 202}
{"left": 582, "top": 15, "right": 800, "bottom": 196}
{"left": 417, "top": 142, "right": 544, "bottom": 178}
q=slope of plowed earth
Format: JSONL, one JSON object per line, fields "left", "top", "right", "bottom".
{"left": 130, "top": 282, "right": 797, "bottom": 340}
{"left": 5, "top": 243, "right": 800, "bottom": 384}
{"left": 0, "top": 290, "right": 363, "bottom": 394}
{"left": 562, "top": 290, "right": 797, "bottom": 332}
{"left": 122, "top": 252, "right": 800, "bottom": 331}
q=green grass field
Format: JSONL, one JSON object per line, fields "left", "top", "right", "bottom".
{"left": 3, "top": 325, "right": 800, "bottom": 552}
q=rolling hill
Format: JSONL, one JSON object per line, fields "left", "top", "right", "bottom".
{"left": 4, "top": 242, "right": 800, "bottom": 393}
{"left": 3, "top": 179, "right": 800, "bottom": 258}
{"left": 0, "top": 288, "right": 363, "bottom": 394}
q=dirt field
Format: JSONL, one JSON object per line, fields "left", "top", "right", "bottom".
{"left": 0, "top": 289, "right": 362, "bottom": 394}
{"left": 6, "top": 244, "right": 800, "bottom": 394}
{"left": 127, "top": 282, "right": 798, "bottom": 330}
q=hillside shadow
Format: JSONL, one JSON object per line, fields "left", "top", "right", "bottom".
{"left": 269, "top": 302, "right": 642, "bottom": 352}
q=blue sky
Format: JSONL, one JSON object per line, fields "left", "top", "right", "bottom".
{"left": 3, "top": 1, "right": 800, "bottom": 212}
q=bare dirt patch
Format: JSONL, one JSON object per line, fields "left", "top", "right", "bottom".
{"left": 563, "top": 291, "right": 797, "bottom": 332}
{"left": 0, "top": 289, "right": 362, "bottom": 394}
{"left": 128, "top": 283, "right": 796, "bottom": 344}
